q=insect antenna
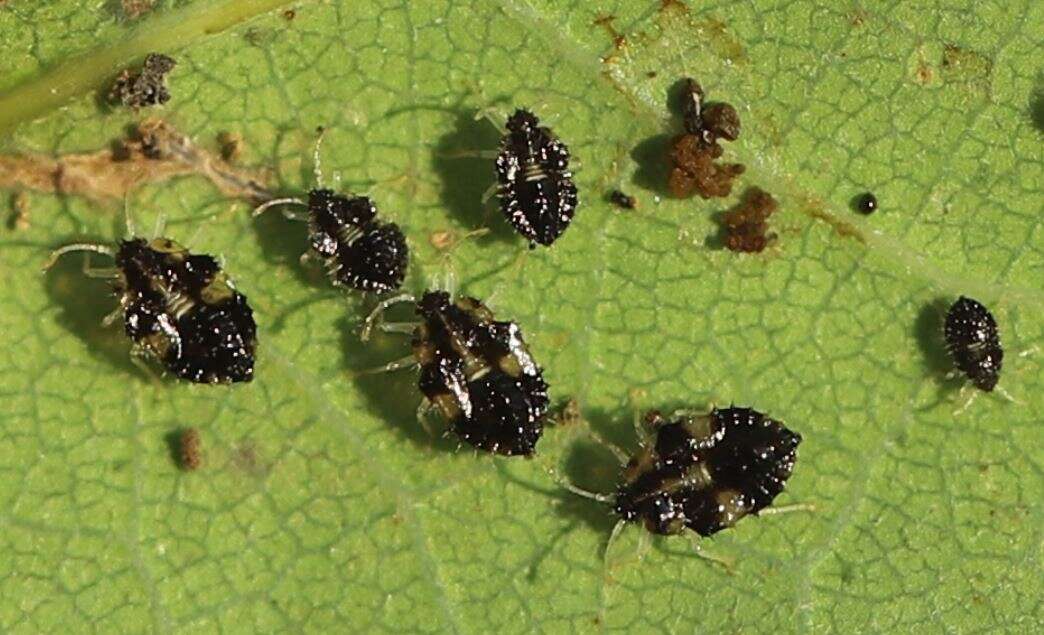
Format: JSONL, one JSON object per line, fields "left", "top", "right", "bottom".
{"left": 41, "top": 243, "right": 116, "bottom": 272}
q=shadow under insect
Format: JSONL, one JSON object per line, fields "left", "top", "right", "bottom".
{"left": 914, "top": 299, "right": 963, "bottom": 393}
{"left": 1030, "top": 72, "right": 1044, "bottom": 134}
{"left": 430, "top": 109, "right": 518, "bottom": 246}
{"left": 42, "top": 246, "right": 142, "bottom": 378}
{"left": 338, "top": 313, "right": 457, "bottom": 451}
{"left": 627, "top": 78, "right": 698, "bottom": 197}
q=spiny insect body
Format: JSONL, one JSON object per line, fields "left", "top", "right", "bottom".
{"left": 615, "top": 407, "right": 802, "bottom": 536}
{"left": 46, "top": 237, "right": 257, "bottom": 384}
{"left": 254, "top": 131, "right": 408, "bottom": 294}
{"left": 944, "top": 296, "right": 1003, "bottom": 392}
{"left": 494, "top": 109, "right": 579, "bottom": 247}
{"left": 363, "top": 290, "right": 549, "bottom": 456}
{"left": 304, "top": 189, "right": 408, "bottom": 293}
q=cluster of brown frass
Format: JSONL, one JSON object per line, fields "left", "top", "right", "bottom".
{"left": 668, "top": 79, "right": 777, "bottom": 253}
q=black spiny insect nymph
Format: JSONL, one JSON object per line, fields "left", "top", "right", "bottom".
{"left": 361, "top": 290, "right": 549, "bottom": 456}
{"left": 494, "top": 109, "right": 579, "bottom": 247}
{"left": 556, "top": 405, "right": 808, "bottom": 567}
{"left": 303, "top": 189, "right": 408, "bottom": 293}
{"left": 45, "top": 237, "right": 256, "bottom": 383}
{"left": 944, "top": 296, "right": 1003, "bottom": 392}
{"left": 615, "top": 407, "right": 802, "bottom": 537}
{"left": 254, "top": 129, "right": 408, "bottom": 293}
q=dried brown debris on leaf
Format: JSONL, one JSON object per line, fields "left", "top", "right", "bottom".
{"left": 8, "top": 191, "right": 30, "bottom": 230}
{"left": 177, "top": 428, "right": 202, "bottom": 471}
{"left": 720, "top": 186, "right": 778, "bottom": 253}
{"left": 0, "top": 119, "right": 268, "bottom": 204}
{"left": 109, "top": 53, "right": 177, "bottom": 109}
{"left": 668, "top": 78, "right": 745, "bottom": 199}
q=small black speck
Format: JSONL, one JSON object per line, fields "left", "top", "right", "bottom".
{"left": 853, "top": 192, "right": 878, "bottom": 214}
{"left": 608, "top": 189, "right": 636, "bottom": 210}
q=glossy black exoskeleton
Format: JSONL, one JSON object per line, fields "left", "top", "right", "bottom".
{"left": 615, "top": 407, "right": 802, "bottom": 536}
{"left": 45, "top": 237, "right": 256, "bottom": 383}
{"left": 361, "top": 290, "right": 549, "bottom": 456}
{"left": 304, "top": 189, "right": 408, "bottom": 293}
{"left": 253, "top": 130, "right": 408, "bottom": 294}
{"left": 944, "top": 296, "right": 1003, "bottom": 392}
{"left": 494, "top": 109, "right": 579, "bottom": 247}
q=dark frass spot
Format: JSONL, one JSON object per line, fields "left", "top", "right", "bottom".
{"left": 608, "top": 189, "right": 637, "bottom": 210}
{"left": 495, "top": 109, "right": 579, "bottom": 246}
{"left": 853, "top": 192, "right": 878, "bottom": 214}
{"left": 177, "top": 428, "right": 202, "bottom": 471}
{"left": 305, "top": 189, "right": 408, "bottom": 293}
{"left": 109, "top": 53, "right": 176, "bottom": 109}
{"left": 668, "top": 78, "right": 745, "bottom": 199}
{"left": 116, "top": 238, "right": 256, "bottom": 383}
{"left": 944, "top": 296, "right": 1003, "bottom": 392}
{"left": 614, "top": 407, "right": 802, "bottom": 536}
{"left": 719, "top": 186, "right": 779, "bottom": 253}
{"left": 414, "top": 291, "right": 549, "bottom": 456}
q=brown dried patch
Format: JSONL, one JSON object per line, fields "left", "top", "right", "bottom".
{"left": 720, "top": 187, "right": 778, "bottom": 253}
{"left": 429, "top": 230, "right": 455, "bottom": 251}
{"left": 0, "top": 118, "right": 269, "bottom": 204}
{"left": 217, "top": 131, "right": 243, "bottom": 163}
{"left": 283, "top": 8, "right": 296, "bottom": 21}
{"left": 8, "top": 191, "right": 29, "bottom": 231}
{"left": 849, "top": 9, "right": 869, "bottom": 26}
{"left": 231, "top": 440, "right": 270, "bottom": 478}
{"left": 659, "top": 0, "right": 689, "bottom": 14}
{"left": 178, "top": 428, "right": 202, "bottom": 471}
{"left": 800, "top": 196, "right": 866, "bottom": 244}
{"left": 593, "top": 14, "right": 626, "bottom": 51}
{"left": 121, "top": 0, "right": 155, "bottom": 19}
{"left": 556, "top": 398, "right": 583, "bottom": 427}
{"left": 668, "top": 78, "right": 745, "bottom": 199}
{"left": 915, "top": 61, "right": 935, "bottom": 85}
{"left": 940, "top": 44, "right": 992, "bottom": 88}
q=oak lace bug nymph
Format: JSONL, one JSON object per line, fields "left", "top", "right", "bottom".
{"left": 944, "top": 296, "right": 1003, "bottom": 392}
{"left": 553, "top": 405, "right": 810, "bottom": 570}
{"left": 253, "top": 128, "right": 408, "bottom": 294}
{"left": 493, "top": 108, "right": 579, "bottom": 247}
{"left": 359, "top": 290, "right": 549, "bottom": 456}
{"left": 43, "top": 236, "right": 256, "bottom": 384}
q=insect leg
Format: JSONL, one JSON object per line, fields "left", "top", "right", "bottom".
{"left": 353, "top": 354, "right": 418, "bottom": 377}
{"left": 758, "top": 502, "right": 817, "bottom": 516}
{"left": 41, "top": 243, "right": 116, "bottom": 272}
{"left": 252, "top": 197, "right": 308, "bottom": 218}
{"left": 360, "top": 293, "right": 417, "bottom": 341}
{"left": 686, "top": 534, "right": 736, "bottom": 573}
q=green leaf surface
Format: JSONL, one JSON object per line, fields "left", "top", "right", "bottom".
{"left": 1, "top": 0, "right": 1041, "bottom": 632}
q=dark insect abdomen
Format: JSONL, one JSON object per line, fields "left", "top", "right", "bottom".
{"left": 167, "top": 296, "right": 256, "bottom": 383}
{"left": 944, "top": 296, "right": 1003, "bottom": 392}
{"left": 495, "top": 109, "right": 578, "bottom": 246}
{"left": 413, "top": 291, "right": 548, "bottom": 456}
{"left": 115, "top": 238, "right": 257, "bottom": 384}
{"left": 683, "top": 407, "right": 800, "bottom": 536}
{"left": 308, "top": 189, "right": 408, "bottom": 293}
{"left": 614, "top": 407, "right": 801, "bottom": 537}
